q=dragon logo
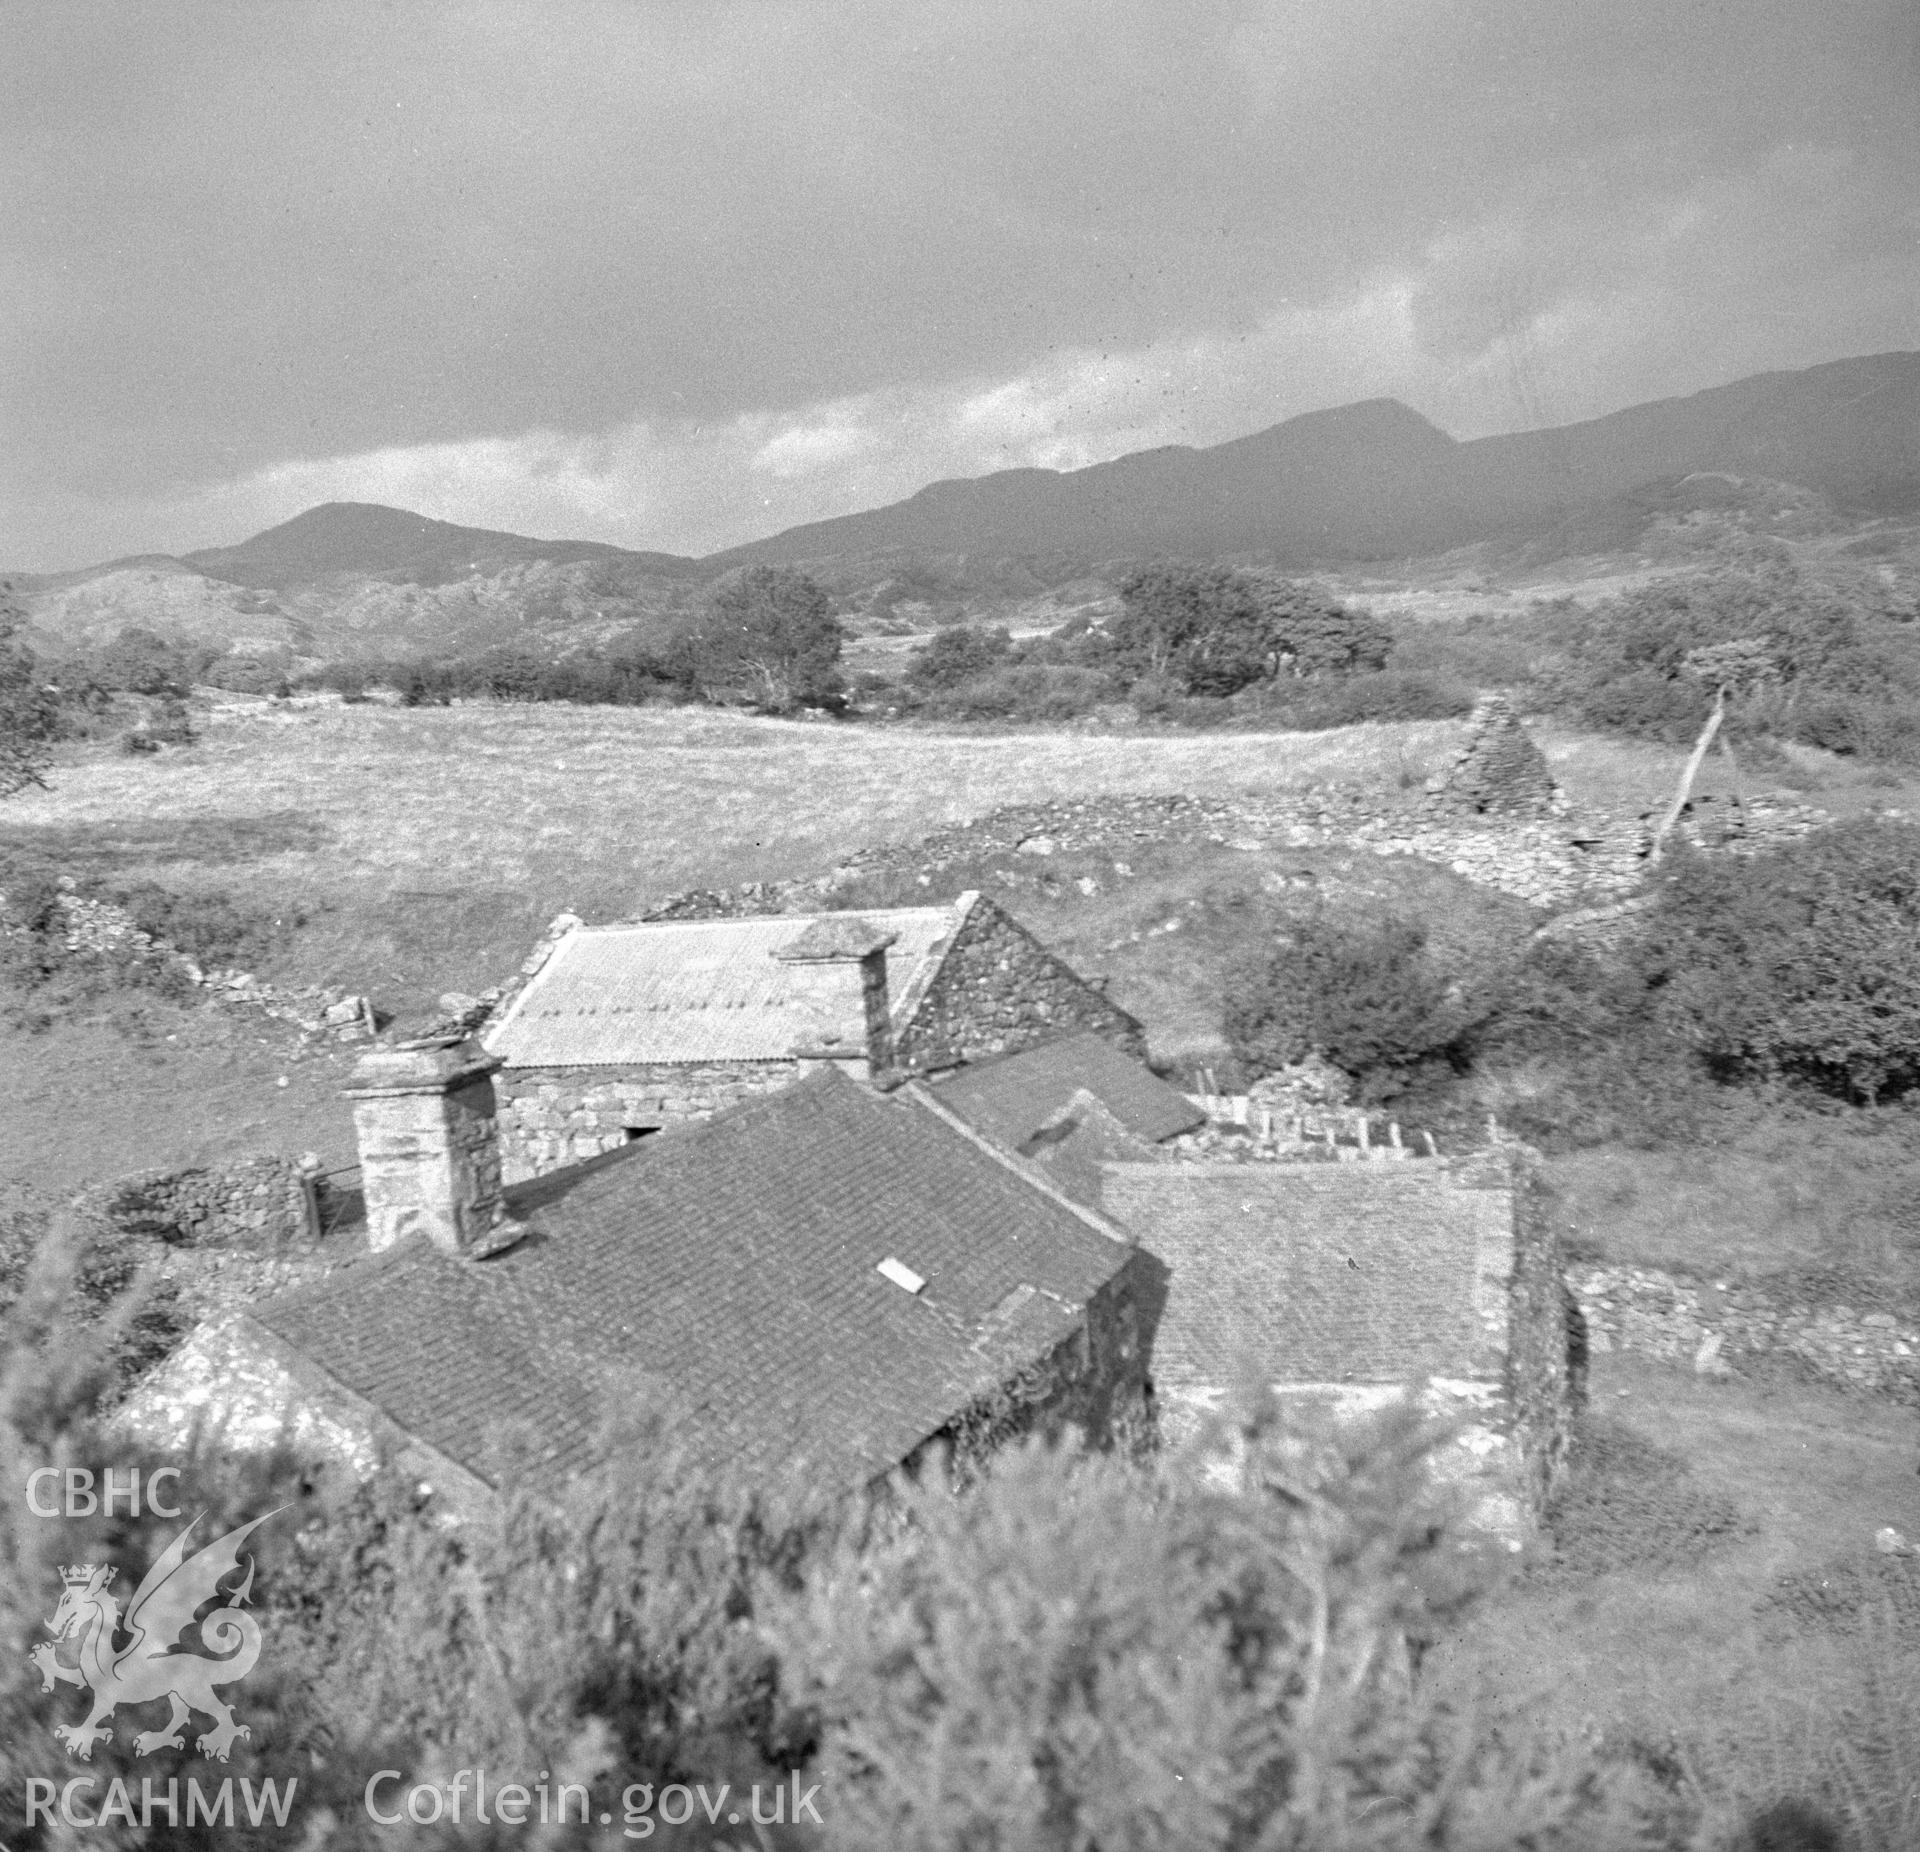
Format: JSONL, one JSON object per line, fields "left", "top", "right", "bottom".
{"left": 29, "top": 1509, "right": 282, "bottom": 1761}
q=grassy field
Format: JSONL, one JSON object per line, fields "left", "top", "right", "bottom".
{"left": 0, "top": 700, "right": 1470, "bottom": 1189}
{"left": 6, "top": 700, "right": 1467, "bottom": 1005}
{"left": 12, "top": 696, "right": 1920, "bottom": 1236}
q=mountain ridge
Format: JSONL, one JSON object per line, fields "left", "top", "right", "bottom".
{"left": 13, "top": 351, "right": 1918, "bottom": 659}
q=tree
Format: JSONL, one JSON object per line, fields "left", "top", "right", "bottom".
{"left": 1110, "top": 565, "right": 1390, "bottom": 698}
{"left": 0, "top": 587, "right": 55, "bottom": 800}
{"left": 1224, "top": 912, "right": 1484, "bottom": 1098}
{"left": 1240, "top": 572, "right": 1394, "bottom": 679}
{"left": 907, "top": 624, "right": 1012, "bottom": 690}
{"left": 675, "top": 567, "right": 844, "bottom": 711}
{"left": 1643, "top": 819, "right": 1920, "bottom": 1104}
{"left": 89, "top": 627, "right": 201, "bottom": 696}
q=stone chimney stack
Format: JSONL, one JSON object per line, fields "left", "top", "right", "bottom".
{"left": 344, "top": 1036, "right": 513, "bottom": 1256}
{"left": 774, "top": 915, "right": 899, "bottom": 1076}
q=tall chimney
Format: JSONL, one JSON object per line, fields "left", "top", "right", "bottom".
{"left": 344, "top": 1036, "right": 513, "bottom": 1256}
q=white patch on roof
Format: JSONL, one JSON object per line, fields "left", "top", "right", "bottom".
{"left": 876, "top": 1256, "right": 926, "bottom": 1294}
{"left": 484, "top": 906, "right": 963, "bottom": 1067}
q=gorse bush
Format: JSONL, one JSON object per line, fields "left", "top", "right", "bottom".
{"left": 1225, "top": 912, "right": 1489, "bottom": 1100}
{"left": 775, "top": 1400, "right": 1673, "bottom": 1851}
{"left": 907, "top": 623, "right": 1014, "bottom": 689}
{"left": 1223, "top": 824, "right": 1920, "bottom": 1135}
{"left": 1642, "top": 819, "right": 1920, "bottom": 1103}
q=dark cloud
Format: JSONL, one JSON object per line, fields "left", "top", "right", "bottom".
{"left": 4, "top": 0, "right": 1915, "bottom": 566}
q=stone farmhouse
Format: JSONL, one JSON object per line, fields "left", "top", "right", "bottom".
{"left": 1099, "top": 1147, "right": 1577, "bottom": 1537}
{"left": 127, "top": 1038, "right": 1164, "bottom": 1506}
{"left": 480, "top": 894, "right": 1144, "bottom": 1181}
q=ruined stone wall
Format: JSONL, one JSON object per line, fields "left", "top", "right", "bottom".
{"left": 73, "top": 1155, "right": 318, "bottom": 1248}
{"left": 493, "top": 1060, "right": 801, "bottom": 1180}
{"left": 602, "top": 784, "right": 1829, "bottom": 936}
{"left": 892, "top": 898, "right": 1147, "bottom": 1073}
{"left": 8, "top": 880, "right": 381, "bottom": 1044}
{"left": 1570, "top": 1263, "right": 1920, "bottom": 1403}
{"left": 1498, "top": 1156, "right": 1579, "bottom": 1512}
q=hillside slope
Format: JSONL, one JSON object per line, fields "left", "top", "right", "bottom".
{"left": 718, "top": 352, "right": 1920, "bottom": 570}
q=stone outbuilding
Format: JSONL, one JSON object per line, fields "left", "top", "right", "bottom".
{"left": 125, "top": 1040, "right": 1165, "bottom": 1505}
{"left": 1099, "top": 1145, "right": 1577, "bottom": 1541}
{"left": 480, "top": 894, "right": 1145, "bottom": 1180}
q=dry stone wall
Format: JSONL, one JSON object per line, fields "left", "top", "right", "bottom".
{"left": 604, "top": 783, "right": 1828, "bottom": 930}
{"left": 1570, "top": 1263, "right": 1920, "bottom": 1402}
{"left": 6, "top": 880, "right": 379, "bottom": 1043}
{"left": 73, "top": 1155, "right": 320, "bottom": 1248}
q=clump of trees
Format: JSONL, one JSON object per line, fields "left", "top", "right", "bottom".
{"left": 1404, "top": 554, "right": 1920, "bottom": 768}
{"left": 0, "top": 593, "right": 57, "bottom": 800}
{"left": 1106, "top": 562, "right": 1392, "bottom": 696}
{"left": 666, "top": 564, "right": 845, "bottom": 711}
{"left": 303, "top": 564, "right": 850, "bottom": 716}
{"left": 1224, "top": 819, "right": 1920, "bottom": 1136}
{"left": 891, "top": 563, "right": 1465, "bottom": 729}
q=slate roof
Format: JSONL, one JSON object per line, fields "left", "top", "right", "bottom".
{"left": 1099, "top": 1162, "right": 1510, "bottom": 1388}
{"left": 483, "top": 906, "right": 967, "bottom": 1067}
{"left": 245, "top": 1068, "right": 1136, "bottom": 1494}
{"left": 931, "top": 1033, "right": 1205, "bottom": 1149}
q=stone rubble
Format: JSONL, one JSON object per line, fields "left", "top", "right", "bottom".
{"left": 1, "top": 879, "right": 383, "bottom": 1045}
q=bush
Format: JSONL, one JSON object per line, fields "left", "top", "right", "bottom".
{"left": 906, "top": 624, "right": 1013, "bottom": 689}
{"left": 1108, "top": 563, "right": 1391, "bottom": 697}
{"left": 1544, "top": 561, "right": 1920, "bottom": 757}
{"left": 1242, "top": 667, "right": 1476, "bottom": 729}
{"left": 1642, "top": 820, "right": 1920, "bottom": 1103}
{"left": 775, "top": 1400, "right": 1670, "bottom": 1850}
{"left": 0, "top": 590, "right": 58, "bottom": 799}
{"left": 115, "top": 881, "right": 296, "bottom": 969}
{"left": 670, "top": 565, "right": 844, "bottom": 711}
{"left": 86, "top": 627, "right": 213, "bottom": 697}
{"left": 1224, "top": 912, "right": 1487, "bottom": 1099}
{"left": 916, "top": 662, "right": 1116, "bottom": 722}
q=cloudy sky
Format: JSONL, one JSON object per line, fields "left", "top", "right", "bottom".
{"left": 5, "top": 1, "right": 1916, "bottom": 571}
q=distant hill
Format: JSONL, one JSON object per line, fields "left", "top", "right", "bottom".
{"left": 182, "top": 501, "right": 700, "bottom": 591}
{"left": 14, "top": 505, "right": 706, "bottom": 662}
{"left": 717, "top": 352, "right": 1920, "bottom": 571}
{"left": 13, "top": 352, "right": 1919, "bottom": 661}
